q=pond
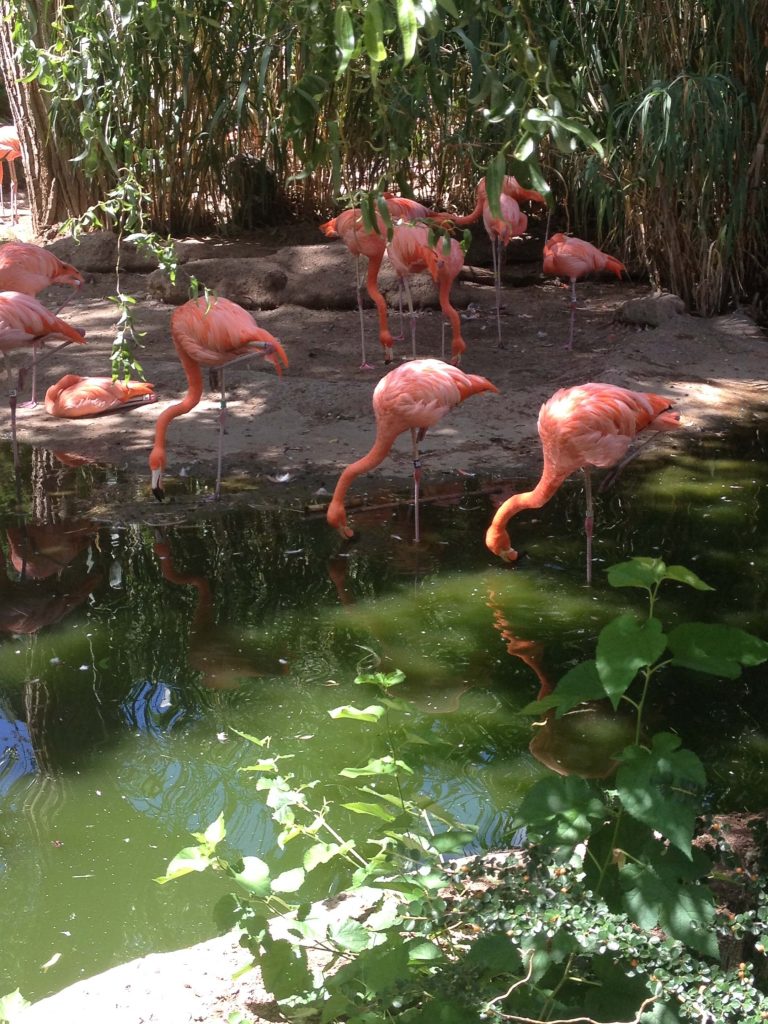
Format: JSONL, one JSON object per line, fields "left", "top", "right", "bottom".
{"left": 1, "top": 423, "right": 767, "bottom": 1002}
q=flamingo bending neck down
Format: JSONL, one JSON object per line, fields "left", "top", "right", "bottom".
{"left": 148, "top": 296, "right": 288, "bottom": 501}
{"left": 327, "top": 358, "right": 498, "bottom": 543}
{"left": 485, "top": 382, "right": 682, "bottom": 582}
{"left": 542, "top": 234, "right": 626, "bottom": 350}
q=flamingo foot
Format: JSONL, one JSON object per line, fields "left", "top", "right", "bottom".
{"left": 359, "top": 361, "right": 375, "bottom": 371}
{"left": 382, "top": 346, "right": 394, "bottom": 364}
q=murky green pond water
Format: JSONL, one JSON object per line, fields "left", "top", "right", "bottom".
{"left": 1, "top": 425, "right": 767, "bottom": 1001}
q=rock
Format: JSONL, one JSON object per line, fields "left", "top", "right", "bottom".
{"left": 147, "top": 265, "right": 195, "bottom": 305}
{"left": 46, "top": 231, "right": 180, "bottom": 274}
{"left": 618, "top": 292, "right": 686, "bottom": 328}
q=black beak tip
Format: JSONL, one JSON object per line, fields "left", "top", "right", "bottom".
{"left": 152, "top": 487, "right": 165, "bottom": 502}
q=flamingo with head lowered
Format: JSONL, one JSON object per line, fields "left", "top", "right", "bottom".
{"left": 149, "top": 296, "right": 288, "bottom": 501}
{"left": 485, "top": 382, "right": 682, "bottom": 582}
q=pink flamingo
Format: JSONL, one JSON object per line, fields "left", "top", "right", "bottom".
{"left": 0, "top": 291, "right": 86, "bottom": 464}
{"left": 0, "top": 241, "right": 86, "bottom": 404}
{"left": 448, "top": 175, "right": 547, "bottom": 227}
{"left": 327, "top": 358, "right": 497, "bottom": 543}
{"left": 485, "top": 382, "right": 681, "bottom": 582}
{"left": 45, "top": 374, "right": 156, "bottom": 418}
{"left": 386, "top": 223, "right": 467, "bottom": 363}
{"left": 543, "top": 233, "right": 627, "bottom": 349}
{"left": 0, "top": 125, "right": 22, "bottom": 223}
{"left": 148, "top": 296, "right": 288, "bottom": 501}
{"left": 483, "top": 192, "right": 528, "bottom": 347}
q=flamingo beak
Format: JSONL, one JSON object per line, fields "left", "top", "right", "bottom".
{"left": 263, "top": 339, "right": 289, "bottom": 376}
{"left": 151, "top": 468, "right": 165, "bottom": 502}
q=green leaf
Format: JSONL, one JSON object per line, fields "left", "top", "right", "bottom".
{"left": 596, "top": 615, "right": 667, "bottom": 707}
{"left": 231, "top": 856, "right": 271, "bottom": 896}
{"left": 0, "top": 989, "right": 31, "bottom": 1020}
{"left": 271, "top": 867, "right": 306, "bottom": 893}
{"left": 355, "top": 669, "right": 405, "bottom": 689}
{"left": 522, "top": 660, "right": 607, "bottom": 717}
{"left": 334, "top": 5, "right": 356, "bottom": 76}
{"left": 430, "top": 829, "right": 476, "bottom": 853}
{"left": 484, "top": 151, "right": 506, "bottom": 220}
{"left": 259, "top": 939, "right": 314, "bottom": 1001}
{"left": 156, "top": 845, "right": 213, "bottom": 883}
{"left": 516, "top": 775, "right": 606, "bottom": 845}
{"left": 620, "top": 852, "right": 717, "bottom": 956}
{"left": 204, "top": 813, "right": 226, "bottom": 846}
{"left": 616, "top": 733, "right": 705, "bottom": 856}
{"left": 662, "top": 565, "right": 714, "bottom": 590}
{"left": 339, "top": 756, "right": 413, "bottom": 778}
{"left": 396, "top": 0, "right": 418, "bottom": 64}
{"left": 328, "top": 917, "right": 373, "bottom": 953}
{"left": 606, "top": 557, "right": 668, "bottom": 590}
{"left": 407, "top": 939, "right": 444, "bottom": 962}
{"left": 363, "top": 0, "right": 387, "bottom": 63}
{"left": 328, "top": 703, "right": 385, "bottom": 722}
{"left": 341, "top": 801, "right": 398, "bottom": 821}
{"left": 303, "top": 842, "right": 347, "bottom": 871}
{"left": 463, "top": 934, "right": 522, "bottom": 978}
{"left": 668, "top": 623, "right": 768, "bottom": 678}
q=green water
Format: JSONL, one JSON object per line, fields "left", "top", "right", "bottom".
{"left": 1, "top": 428, "right": 767, "bottom": 1001}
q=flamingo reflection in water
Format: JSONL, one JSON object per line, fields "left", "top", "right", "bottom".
{"left": 487, "top": 591, "right": 635, "bottom": 779}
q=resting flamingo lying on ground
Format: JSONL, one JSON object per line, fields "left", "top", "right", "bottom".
{"left": 542, "top": 233, "right": 627, "bottom": 349}
{"left": 485, "top": 382, "right": 682, "bottom": 582}
{"left": 327, "top": 358, "right": 498, "bottom": 543}
{"left": 148, "top": 296, "right": 288, "bottom": 501}
{"left": 45, "top": 374, "right": 156, "bottom": 418}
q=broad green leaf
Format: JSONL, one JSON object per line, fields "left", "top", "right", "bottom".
{"left": 436, "top": 0, "right": 459, "bottom": 16}
{"left": 340, "top": 755, "right": 413, "bottom": 778}
{"left": 231, "top": 856, "right": 271, "bottom": 896}
{"left": 516, "top": 775, "right": 605, "bottom": 845}
{"left": 620, "top": 853, "right": 716, "bottom": 956}
{"left": 259, "top": 939, "right": 314, "bottom": 1001}
{"left": 328, "top": 917, "right": 373, "bottom": 952}
{"left": 341, "top": 801, "right": 397, "bottom": 821}
{"left": 407, "top": 939, "right": 444, "bottom": 962}
{"left": 606, "top": 557, "right": 668, "bottom": 590}
{"left": 363, "top": 0, "right": 387, "bottom": 62}
{"left": 616, "top": 733, "right": 705, "bottom": 856}
{"left": 430, "top": 829, "right": 476, "bottom": 853}
{"left": 596, "top": 615, "right": 667, "bottom": 706}
{"left": 328, "top": 703, "right": 385, "bottom": 722}
{"left": 271, "top": 867, "right": 306, "bottom": 893}
{"left": 463, "top": 933, "right": 522, "bottom": 977}
{"left": 303, "top": 841, "right": 346, "bottom": 871}
{"left": 668, "top": 623, "right": 768, "bottom": 678}
{"left": 521, "top": 660, "right": 607, "bottom": 717}
{"left": 484, "top": 151, "right": 506, "bottom": 219}
{"left": 156, "top": 845, "right": 213, "bottom": 883}
{"left": 0, "top": 989, "right": 31, "bottom": 1020}
{"left": 396, "top": 0, "right": 418, "bottom": 64}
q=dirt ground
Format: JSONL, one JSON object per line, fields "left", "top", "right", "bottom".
{"left": 7, "top": 209, "right": 768, "bottom": 1022}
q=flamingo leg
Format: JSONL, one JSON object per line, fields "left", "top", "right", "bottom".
{"left": 583, "top": 467, "right": 594, "bottom": 585}
{"left": 567, "top": 278, "right": 577, "bottom": 350}
{"left": 411, "top": 427, "right": 426, "bottom": 544}
{"left": 354, "top": 255, "right": 373, "bottom": 370}
{"left": 9, "top": 161, "right": 17, "bottom": 225}
{"left": 214, "top": 366, "right": 227, "bottom": 500}
{"left": 492, "top": 237, "right": 503, "bottom": 348}
{"left": 403, "top": 278, "right": 417, "bottom": 358}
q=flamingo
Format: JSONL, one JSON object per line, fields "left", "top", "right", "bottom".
{"left": 0, "top": 291, "right": 86, "bottom": 465}
{"left": 448, "top": 175, "right": 547, "bottom": 227}
{"left": 542, "top": 233, "right": 627, "bottom": 350}
{"left": 485, "top": 382, "right": 682, "bottom": 582}
{"left": 386, "top": 223, "right": 467, "bottom": 363}
{"left": 45, "top": 374, "right": 156, "bottom": 418}
{"left": 0, "top": 125, "right": 22, "bottom": 224}
{"left": 320, "top": 193, "right": 456, "bottom": 367}
{"left": 148, "top": 296, "right": 288, "bottom": 501}
{"left": 482, "top": 192, "right": 528, "bottom": 348}
{"left": 327, "top": 358, "right": 498, "bottom": 543}
{"left": 0, "top": 241, "right": 86, "bottom": 404}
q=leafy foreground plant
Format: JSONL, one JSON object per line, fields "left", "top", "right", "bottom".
{"left": 159, "top": 558, "right": 768, "bottom": 1023}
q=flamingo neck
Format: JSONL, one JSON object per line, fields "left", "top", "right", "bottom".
{"left": 485, "top": 460, "right": 565, "bottom": 558}
{"left": 148, "top": 353, "right": 203, "bottom": 473}
{"left": 327, "top": 430, "right": 400, "bottom": 533}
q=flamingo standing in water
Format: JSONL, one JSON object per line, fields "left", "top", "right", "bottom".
{"left": 485, "top": 382, "right": 681, "bottom": 582}
{"left": 386, "top": 223, "right": 467, "bottom": 363}
{"left": 327, "top": 358, "right": 498, "bottom": 543}
{"left": 483, "top": 192, "right": 528, "bottom": 348}
{"left": 0, "top": 125, "right": 22, "bottom": 223}
{"left": 148, "top": 296, "right": 288, "bottom": 501}
{"left": 543, "top": 233, "right": 626, "bottom": 349}
{"left": 0, "top": 291, "right": 86, "bottom": 465}
{"left": 320, "top": 193, "right": 455, "bottom": 367}
{"left": 45, "top": 374, "right": 156, "bottom": 417}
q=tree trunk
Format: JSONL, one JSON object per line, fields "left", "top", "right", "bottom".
{"left": 0, "top": 0, "right": 99, "bottom": 234}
